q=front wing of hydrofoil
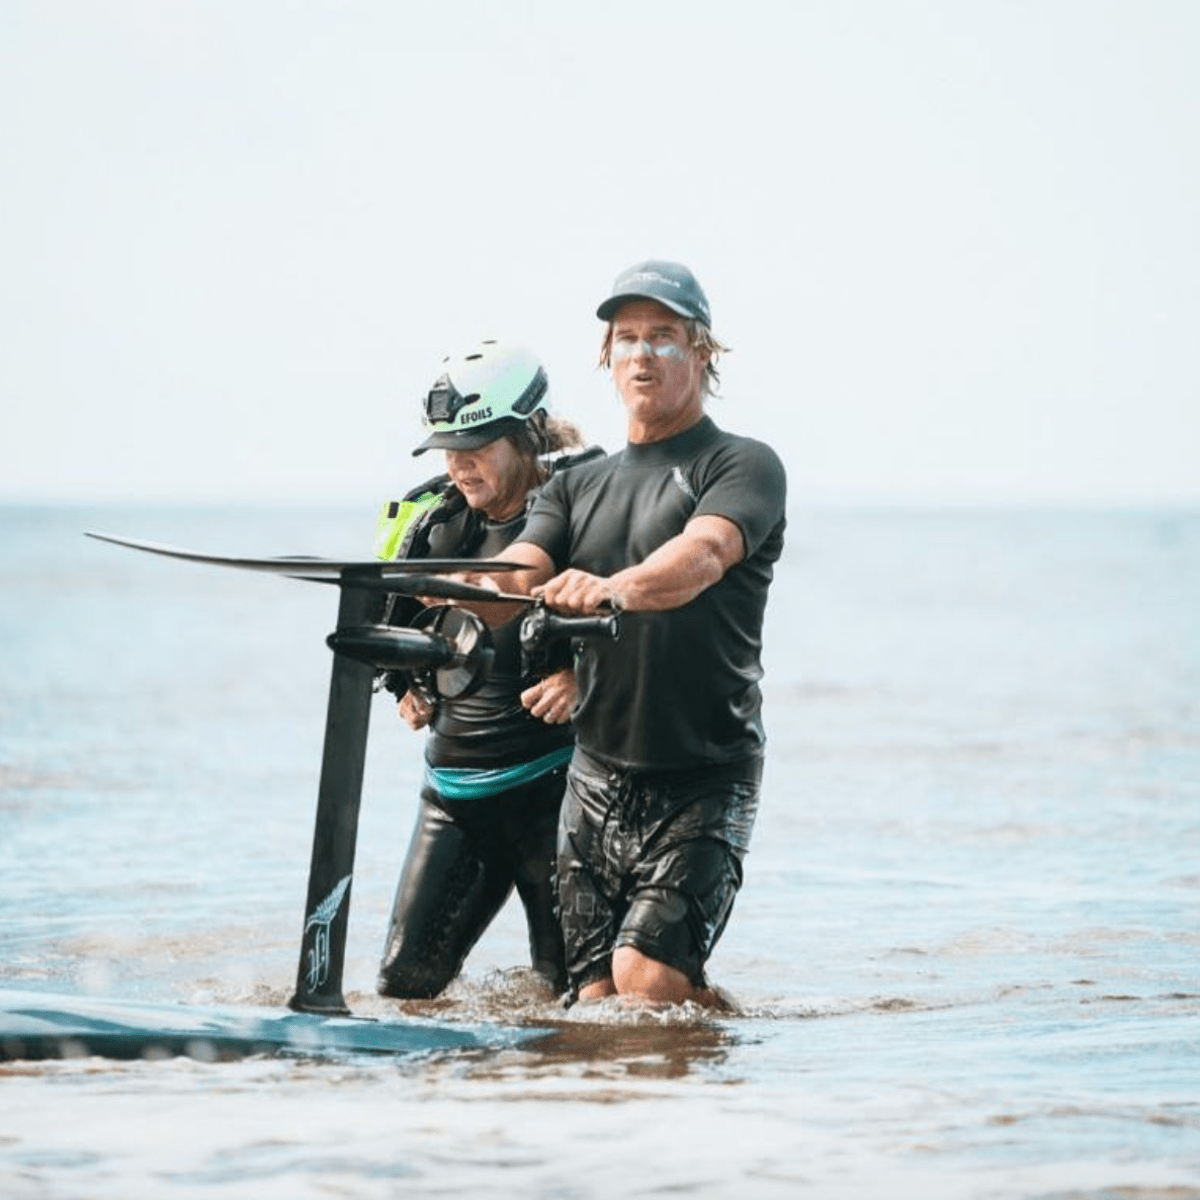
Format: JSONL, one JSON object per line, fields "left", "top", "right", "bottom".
{"left": 84, "top": 530, "right": 523, "bottom": 583}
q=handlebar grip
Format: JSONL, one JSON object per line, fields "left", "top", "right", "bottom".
{"left": 519, "top": 605, "right": 621, "bottom": 656}
{"left": 542, "top": 612, "right": 621, "bottom": 640}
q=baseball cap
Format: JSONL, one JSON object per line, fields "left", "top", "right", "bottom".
{"left": 596, "top": 259, "right": 712, "bottom": 328}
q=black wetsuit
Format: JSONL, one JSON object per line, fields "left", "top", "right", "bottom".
{"left": 520, "top": 416, "right": 787, "bottom": 990}
{"left": 376, "top": 486, "right": 576, "bottom": 999}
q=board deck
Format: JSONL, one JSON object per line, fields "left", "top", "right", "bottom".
{"left": 0, "top": 989, "right": 545, "bottom": 1062}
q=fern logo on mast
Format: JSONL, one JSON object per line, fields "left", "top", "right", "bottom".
{"left": 303, "top": 874, "right": 351, "bottom": 991}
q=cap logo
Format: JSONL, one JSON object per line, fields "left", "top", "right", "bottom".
{"left": 621, "top": 270, "right": 682, "bottom": 290}
{"left": 598, "top": 260, "right": 712, "bottom": 328}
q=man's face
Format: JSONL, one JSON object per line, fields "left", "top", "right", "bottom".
{"left": 609, "top": 299, "right": 708, "bottom": 435}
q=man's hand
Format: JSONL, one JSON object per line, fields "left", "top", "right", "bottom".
{"left": 532, "top": 569, "right": 621, "bottom": 616}
{"left": 520, "top": 667, "right": 577, "bottom": 725}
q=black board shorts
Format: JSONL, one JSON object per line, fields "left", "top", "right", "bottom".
{"left": 556, "top": 748, "right": 761, "bottom": 993}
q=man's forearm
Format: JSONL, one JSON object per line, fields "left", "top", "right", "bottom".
{"left": 532, "top": 517, "right": 745, "bottom": 616}
{"left": 609, "top": 541, "right": 723, "bottom": 611}
{"left": 609, "top": 516, "right": 744, "bottom": 612}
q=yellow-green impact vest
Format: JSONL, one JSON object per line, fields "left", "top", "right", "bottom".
{"left": 371, "top": 490, "right": 444, "bottom": 562}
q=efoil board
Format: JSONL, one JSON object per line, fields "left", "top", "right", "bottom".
{"left": 0, "top": 989, "right": 545, "bottom": 1062}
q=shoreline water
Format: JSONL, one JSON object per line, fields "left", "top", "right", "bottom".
{"left": 2, "top": 504, "right": 1197, "bottom": 1198}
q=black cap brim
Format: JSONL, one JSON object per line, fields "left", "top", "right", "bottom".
{"left": 411, "top": 417, "right": 526, "bottom": 457}
{"left": 595, "top": 292, "right": 703, "bottom": 324}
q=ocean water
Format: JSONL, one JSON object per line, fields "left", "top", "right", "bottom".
{"left": 1, "top": 503, "right": 1198, "bottom": 1199}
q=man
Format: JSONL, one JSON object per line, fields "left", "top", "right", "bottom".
{"left": 499, "top": 260, "right": 787, "bottom": 1006}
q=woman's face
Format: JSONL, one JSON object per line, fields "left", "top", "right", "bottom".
{"left": 444, "top": 437, "right": 535, "bottom": 521}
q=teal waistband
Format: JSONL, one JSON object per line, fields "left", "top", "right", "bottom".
{"left": 425, "top": 745, "right": 574, "bottom": 800}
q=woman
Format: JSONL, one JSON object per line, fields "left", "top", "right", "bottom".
{"left": 373, "top": 339, "right": 598, "bottom": 999}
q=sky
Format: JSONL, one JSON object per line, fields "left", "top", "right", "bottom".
{"left": 1, "top": 0, "right": 1197, "bottom": 508}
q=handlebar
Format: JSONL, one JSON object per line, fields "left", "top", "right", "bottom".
{"left": 519, "top": 599, "right": 621, "bottom": 677}
{"left": 337, "top": 598, "right": 622, "bottom": 706}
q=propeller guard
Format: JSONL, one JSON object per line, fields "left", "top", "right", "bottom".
{"left": 326, "top": 606, "right": 494, "bottom": 703}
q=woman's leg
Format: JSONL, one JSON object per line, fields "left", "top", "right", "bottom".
{"left": 377, "top": 790, "right": 511, "bottom": 999}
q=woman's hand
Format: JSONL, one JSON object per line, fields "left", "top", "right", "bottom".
{"left": 398, "top": 690, "right": 435, "bottom": 731}
{"left": 520, "top": 667, "right": 576, "bottom": 725}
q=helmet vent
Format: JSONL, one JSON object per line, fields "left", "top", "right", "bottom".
{"left": 511, "top": 367, "right": 549, "bottom": 416}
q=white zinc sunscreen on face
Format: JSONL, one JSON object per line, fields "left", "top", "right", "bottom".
{"left": 612, "top": 340, "right": 689, "bottom": 361}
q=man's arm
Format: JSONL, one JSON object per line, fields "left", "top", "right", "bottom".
{"left": 533, "top": 515, "right": 745, "bottom": 615}
{"left": 448, "top": 540, "right": 556, "bottom": 627}
{"left": 496, "top": 540, "right": 557, "bottom": 593}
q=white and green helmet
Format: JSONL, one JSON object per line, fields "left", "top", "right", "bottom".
{"left": 412, "top": 340, "right": 550, "bottom": 456}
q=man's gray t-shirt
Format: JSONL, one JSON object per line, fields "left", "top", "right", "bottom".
{"left": 520, "top": 416, "right": 787, "bottom": 771}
